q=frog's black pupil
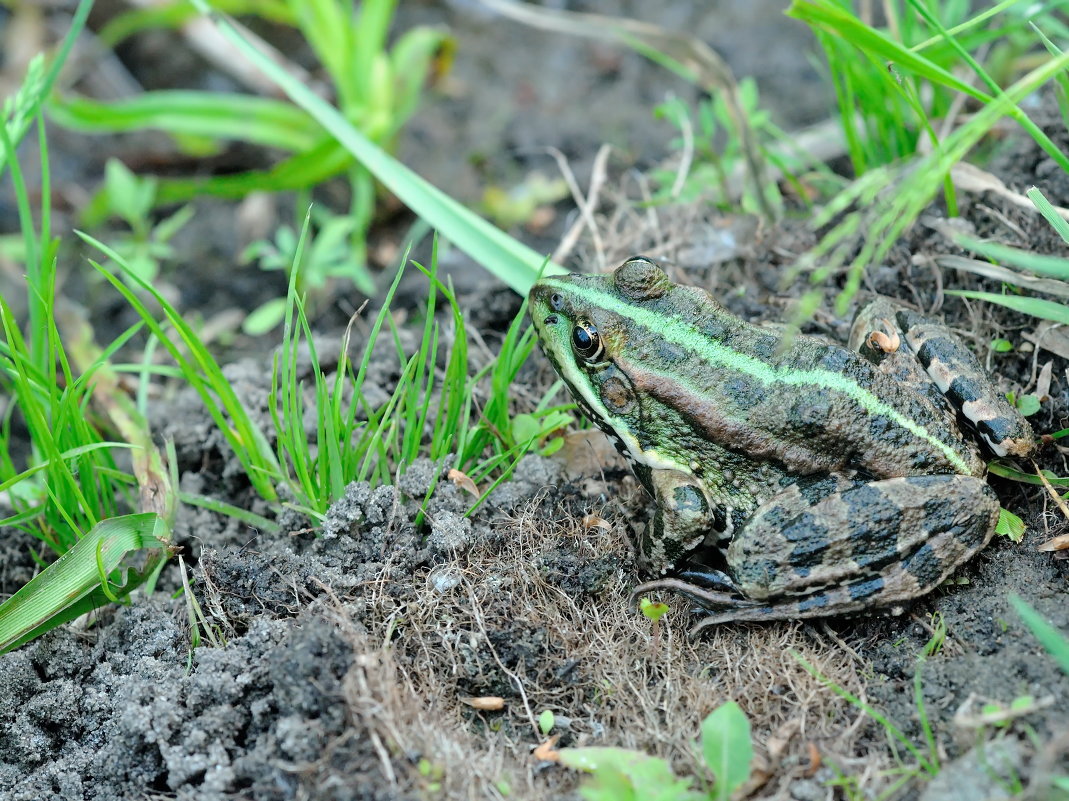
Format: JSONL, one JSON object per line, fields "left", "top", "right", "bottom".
{"left": 572, "top": 323, "right": 599, "bottom": 358}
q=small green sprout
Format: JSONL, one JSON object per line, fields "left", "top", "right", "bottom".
{"left": 1008, "top": 390, "right": 1042, "bottom": 416}
{"left": 990, "top": 338, "right": 1014, "bottom": 353}
{"left": 1017, "top": 395, "right": 1042, "bottom": 416}
{"left": 100, "top": 158, "right": 194, "bottom": 283}
{"left": 417, "top": 758, "right": 443, "bottom": 793}
{"left": 538, "top": 709, "right": 556, "bottom": 737}
{"left": 996, "top": 508, "right": 1026, "bottom": 543}
{"left": 639, "top": 597, "right": 670, "bottom": 624}
{"left": 640, "top": 597, "right": 671, "bottom": 654}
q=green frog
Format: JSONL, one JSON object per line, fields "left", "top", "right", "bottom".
{"left": 529, "top": 257, "right": 1036, "bottom": 631}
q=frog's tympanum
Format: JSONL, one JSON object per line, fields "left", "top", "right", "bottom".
{"left": 530, "top": 257, "right": 1036, "bottom": 631}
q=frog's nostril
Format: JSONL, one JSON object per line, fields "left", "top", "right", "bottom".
{"left": 550, "top": 293, "right": 564, "bottom": 310}
{"left": 543, "top": 314, "right": 559, "bottom": 325}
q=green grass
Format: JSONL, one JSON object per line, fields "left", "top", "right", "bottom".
{"left": 48, "top": 0, "right": 463, "bottom": 330}
{"left": 0, "top": 0, "right": 568, "bottom": 651}
{"left": 5, "top": 0, "right": 1069, "bottom": 662}
{"left": 649, "top": 79, "right": 840, "bottom": 214}
{"left": 789, "top": 0, "right": 1069, "bottom": 312}
{"left": 794, "top": 631, "right": 942, "bottom": 798}
{"left": 0, "top": 24, "right": 176, "bottom": 653}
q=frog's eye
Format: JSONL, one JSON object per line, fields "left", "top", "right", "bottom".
{"left": 550, "top": 292, "right": 564, "bottom": 311}
{"left": 614, "top": 256, "right": 671, "bottom": 300}
{"left": 571, "top": 321, "right": 603, "bottom": 362}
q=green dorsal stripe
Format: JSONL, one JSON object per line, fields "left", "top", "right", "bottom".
{"left": 542, "top": 278, "right": 972, "bottom": 474}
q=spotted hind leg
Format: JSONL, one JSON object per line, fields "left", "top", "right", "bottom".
{"left": 636, "top": 474, "right": 1000, "bottom": 635}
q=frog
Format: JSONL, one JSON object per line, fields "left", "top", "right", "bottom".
{"left": 529, "top": 256, "right": 1036, "bottom": 632}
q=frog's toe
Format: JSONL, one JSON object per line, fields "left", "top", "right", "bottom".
{"left": 688, "top": 606, "right": 788, "bottom": 635}
{"left": 630, "top": 577, "right": 759, "bottom": 613}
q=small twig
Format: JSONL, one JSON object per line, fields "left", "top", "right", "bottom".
{"left": 127, "top": 0, "right": 326, "bottom": 98}
{"left": 549, "top": 143, "right": 611, "bottom": 267}
{"left": 815, "top": 621, "right": 866, "bottom": 667}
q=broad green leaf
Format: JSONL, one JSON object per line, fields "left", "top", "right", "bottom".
{"left": 0, "top": 513, "right": 169, "bottom": 653}
{"left": 995, "top": 507, "right": 1025, "bottom": 543}
{"left": 558, "top": 747, "right": 701, "bottom": 801}
{"left": 701, "top": 701, "right": 752, "bottom": 801}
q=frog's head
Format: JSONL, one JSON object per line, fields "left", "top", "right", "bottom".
{"left": 529, "top": 256, "right": 678, "bottom": 467}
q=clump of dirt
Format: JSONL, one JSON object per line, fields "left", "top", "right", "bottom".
{"left": 0, "top": 433, "right": 878, "bottom": 800}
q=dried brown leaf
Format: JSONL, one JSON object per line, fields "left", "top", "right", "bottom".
{"left": 447, "top": 469, "right": 480, "bottom": 498}
{"left": 1037, "top": 532, "right": 1069, "bottom": 552}
{"left": 460, "top": 696, "right": 506, "bottom": 711}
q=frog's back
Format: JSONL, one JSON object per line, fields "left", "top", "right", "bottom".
{"left": 610, "top": 283, "right": 986, "bottom": 480}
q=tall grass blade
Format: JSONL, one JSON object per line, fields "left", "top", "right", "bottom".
{"left": 1010, "top": 595, "right": 1069, "bottom": 675}
{"left": 49, "top": 92, "right": 320, "bottom": 151}
{"left": 188, "top": 0, "right": 562, "bottom": 294}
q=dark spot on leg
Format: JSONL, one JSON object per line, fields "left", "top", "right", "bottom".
{"left": 844, "top": 485, "right": 905, "bottom": 569}
{"left": 903, "top": 542, "right": 945, "bottom": 587}
{"left": 731, "top": 557, "right": 781, "bottom": 597}
{"left": 797, "top": 593, "right": 830, "bottom": 612}
{"left": 784, "top": 514, "right": 831, "bottom": 572}
{"left": 914, "top": 335, "right": 959, "bottom": 370}
{"left": 848, "top": 575, "right": 885, "bottom": 601}
{"left": 948, "top": 375, "right": 982, "bottom": 404}
{"left": 796, "top": 474, "right": 850, "bottom": 506}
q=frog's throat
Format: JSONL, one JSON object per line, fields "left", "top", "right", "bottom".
{"left": 539, "top": 277, "right": 976, "bottom": 476}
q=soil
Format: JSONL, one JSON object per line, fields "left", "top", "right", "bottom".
{"left": 2, "top": 3, "right": 1069, "bottom": 801}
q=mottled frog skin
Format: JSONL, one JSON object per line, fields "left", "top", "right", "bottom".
{"left": 529, "top": 257, "right": 1036, "bottom": 631}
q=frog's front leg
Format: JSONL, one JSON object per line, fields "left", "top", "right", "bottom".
{"left": 636, "top": 468, "right": 719, "bottom": 575}
{"left": 643, "top": 474, "right": 1000, "bottom": 633}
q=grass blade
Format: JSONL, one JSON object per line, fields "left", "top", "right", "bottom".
{"left": 188, "top": 0, "right": 563, "bottom": 294}
{"left": 0, "top": 513, "right": 170, "bottom": 654}
{"left": 946, "top": 290, "right": 1069, "bottom": 326}
{"left": 49, "top": 91, "right": 320, "bottom": 152}
{"left": 1010, "top": 595, "right": 1069, "bottom": 675}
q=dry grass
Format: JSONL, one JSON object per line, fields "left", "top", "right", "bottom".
{"left": 303, "top": 489, "right": 895, "bottom": 800}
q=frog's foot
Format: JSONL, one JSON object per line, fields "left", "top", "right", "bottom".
{"left": 686, "top": 575, "right": 909, "bottom": 635}
{"left": 852, "top": 298, "right": 1036, "bottom": 458}
{"left": 900, "top": 311, "right": 1035, "bottom": 457}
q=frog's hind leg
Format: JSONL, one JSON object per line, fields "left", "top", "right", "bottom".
{"left": 685, "top": 474, "right": 1000, "bottom": 634}
{"left": 852, "top": 299, "right": 1034, "bottom": 458}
